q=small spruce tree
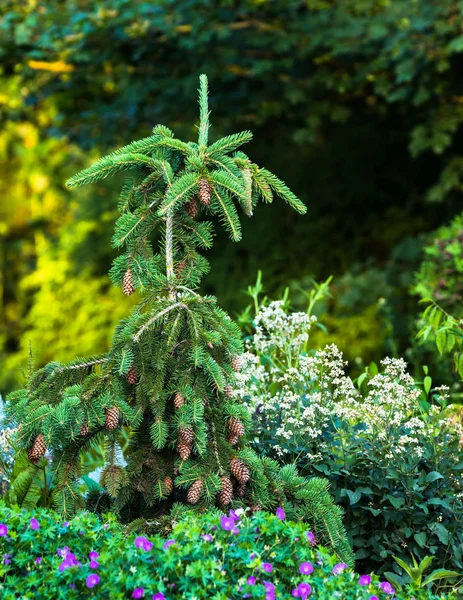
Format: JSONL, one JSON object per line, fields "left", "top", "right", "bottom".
{"left": 7, "top": 76, "right": 353, "bottom": 564}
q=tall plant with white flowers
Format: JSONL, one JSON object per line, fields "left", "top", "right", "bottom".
{"left": 236, "top": 298, "right": 463, "bottom": 588}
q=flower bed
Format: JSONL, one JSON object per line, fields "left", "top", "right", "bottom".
{"left": 0, "top": 503, "right": 453, "bottom": 599}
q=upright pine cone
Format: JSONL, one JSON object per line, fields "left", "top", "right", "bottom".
{"left": 122, "top": 269, "right": 135, "bottom": 296}
{"left": 230, "top": 457, "right": 250, "bottom": 484}
{"left": 231, "top": 356, "right": 241, "bottom": 372}
{"left": 179, "top": 427, "right": 194, "bottom": 445}
{"left": 174, "top": 393, "right": 185, "bottom": 410}
{"left": 126, "top": 366, "right": 138, "bottom": 385}
{"left": 228, "top": 417, "right": 245, "bottom": 440}
{"left": 218, "top": 476, "right": 233, "bottom": 506}
{"left": 186, "top": 198, "right": 199, "bottom": 218}
{"left": 27, "top": 434, "right": 46, "bottom": 463}
{"left": 199, "top": 179, "right": 211, "bottom": 205}
{"left": 80, "top": 422, "right": 89, "bottom": 436}
{"left": 224, "top": 384, "right": 233, "bottom": 398}
{"left": 105, "top": 407, "right": 120, "bottom": 430}
{"left": 177, "top": 440, "right": 191, "bottom": 461}
{"left": 164, "top": 476, "right": 174, "bottom": 495}
{"left": 187, "top": 479, "right": 203, "bottom": 504}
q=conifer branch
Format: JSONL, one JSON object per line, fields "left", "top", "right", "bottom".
{"left": 133, "top": 303, "right": 188, "bottom": 342}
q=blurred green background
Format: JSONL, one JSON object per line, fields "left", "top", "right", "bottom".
{"left": 1, "top": 0, "right": 463, "bottom": 393}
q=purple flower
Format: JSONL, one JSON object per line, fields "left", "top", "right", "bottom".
{"left": 133, "top": 588, "right": 144, "bottom": 598}
{"left": 369, "top": 597, "right": 379, "bottom": 600}
{"left": 247, "top": 576, "right": 256, "bottom": 585}
{"left": 332, "top": 562, "right": 347, "bottom": 575}
{"left": 276, "top": 507, "right": 286, "bottom": 520}
{"left": 264, "top": 581, "right": 275, "bottom": 600}
{"left": 229, "top": 509, "right": 240, "bottom": 521}
{"left": 307, "top": 531, "right": 315, "bottom": 545}
{"left": 152, "top": 594, "right": 165, "bottom": 600}
{"left": 163, "top": 539, "right": 176, "bottom": 550}
{"left": 250, "top": 553, "right": 257, "bottom": 560}
{"left": 232, "top": 527, "right": 240, "bottom": 535}
{"left": 89, "top": 560, "right": 99, "bottom": 569}
{"left": 220, "top": 515, "right": 235, "bottom": 531}
{"left": 299, "top": 562, "right": 314, "bottom": 575}
{"left": 29, "top": 518, "right": 40, "bottom": 531}
{"left": 201, "top": 534, "right": 213, "bottom": 542}
{"left": 0, "top": 524, "right": 8, "bottom": 537}
{"left": 4, "top": 558, "right": 11, "bottom": 565}
{"left": 262, "top": 562, "right": 273, "bottom": 573}
{"left": 86, "top": 574, "right": 100, "bottom": 588}
{"left": 89, "top": 551, "right": 99, "bottom": 560}
{"left": 359, "top": 574, "right": 371, "bottom": 586}
{"left": 297, "top": 582, "right": 312, "bottom": 597}
{"left": 134, "top": 536, "right": 153, "bottom": 552}
{"left": 35, "top": 557, "right": 42, "bottom": 564}
{"left": 380, "top": 582, "right": 395, "bottom": 594}
{"left": 58, "top": 550, "right": 81, "bottom": 572}
{"left": 69, "top": 584, "right": 76, "bottom": 589}
{"left": 62, "top": 522, "right": 69, "bottom": 528}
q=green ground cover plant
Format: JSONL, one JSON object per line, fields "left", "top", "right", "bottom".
{"left": 0, "top": 503, "right": 454, "bottom": 600}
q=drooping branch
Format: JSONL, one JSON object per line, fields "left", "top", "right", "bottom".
{"left": 133, "top": 302, "right": 188, "bottom": 343}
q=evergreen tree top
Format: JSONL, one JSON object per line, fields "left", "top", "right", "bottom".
{"left": 66, "top": 74, "right": 306, "bottom": 297}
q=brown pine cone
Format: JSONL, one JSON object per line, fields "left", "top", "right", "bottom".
{"left": 199, "top": 179, "right": 211, "bottom": 205}
{"left": 122, "top": 269, "right": 135, "bottom": 296}
{"left": 249, "top": 504, "right": 262, "bottom": 514}
{"left": 27, "top": 434, "right": 46, "bottom": 463}
{"left": 177, "top": 440, "right": 191, "bottom": 461}
{"left": 231, "top": 356, "right": 242, "bottom": 372}
{"left": 174, "top": 393, "right": 185, "bottom": 410}
{"left": 218, "top": 476, "right": 233, "bottom": 506}
{"left": 230, "top": 457, "right": 250, "bottom": 484}
{"left": 80, "top": 422, "right": 89, "bottom": 436}
{"left": 187, "top": 479, "right": 203, "bottom": 504}
{"left": 174, "top": 259, "right": 187, "bottom": 277}
{"left": 164, "top": 476, "right": 174, "bottom": 495}
{"left": 228, "top": 417, "right": 245, "bottom": 440}
{"left": 105, "top": 407, "right": 120, "bottom": 430}
{"left": 126, "top": 366, "right": 138, "bottom": 385}
{"left": 186, "top": 198, "right": 199, "bottom": 218}
{"left": 236, "top": 482, "right": 247, "bottom": 498}
{"left": 228, "top": 435, "right": 239, "bottom": 446}
{"left": 179, "top": 427, "right": 194, "bottom": 445}
{"left": 224, "top": 384, "right": 233, "bottom": 398}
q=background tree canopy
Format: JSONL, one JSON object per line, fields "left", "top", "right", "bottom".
{"left": 1, "top": 0, "right": 463, "bottom": 392}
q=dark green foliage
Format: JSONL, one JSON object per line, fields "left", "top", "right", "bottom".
{"left": 0, "top": 502, "right": 452, "bottom": 599}
{"left": 414, "top": 212, "right": 463, "bottom": 378}
{"left": 4, "top": 76, "right": 353, "bottom": 562}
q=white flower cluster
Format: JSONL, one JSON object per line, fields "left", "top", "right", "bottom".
{"left": 0, "top": 426, "right": 17, "bottom": 484}
{"left": 236, "top": 302, "right": 463, "bottom": 470}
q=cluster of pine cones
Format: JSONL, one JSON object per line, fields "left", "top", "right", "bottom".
{"left": 187, "top": 457, "right": 250, "bottom": 505}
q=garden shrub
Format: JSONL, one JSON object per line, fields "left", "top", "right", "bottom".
{"left": 0, "top": 502, "right": 454, "bottom": 599}
{"left": 236, "top": 301, "right": 463, "bottom": 589}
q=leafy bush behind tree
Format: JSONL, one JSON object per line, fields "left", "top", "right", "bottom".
{"left": 236, "top": 298, "right": 463, "bottom": 591}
